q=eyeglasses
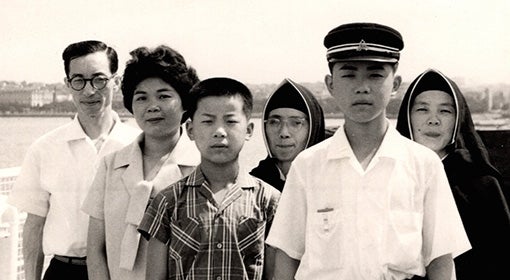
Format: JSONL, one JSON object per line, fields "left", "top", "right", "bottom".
{"left": 67, "top": 75, "right": 115, "bottom": 91}
{"left": 264, "top": 117, "right": 308, "bottom": 132}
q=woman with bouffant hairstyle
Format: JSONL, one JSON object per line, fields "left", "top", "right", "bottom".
{"left": 82, "top": 45, "right": 201, "bottom": 280}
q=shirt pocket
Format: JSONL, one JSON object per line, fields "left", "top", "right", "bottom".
{"left": 238, "top": 216, "right": 266, "bottom": 279}
{"left": 386, "top": 210, "right": 423, "bottom": 273}
{"left": 309, "top": 209, "right": 342, "bottom": 269}
{"left": 169, "top": 216, "right": 201, "bottom": 275}
{"left": 237, "top": 216, "right": 266, "bottom": 259}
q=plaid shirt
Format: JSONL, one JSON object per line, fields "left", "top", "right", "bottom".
{"left": 138, "top": 166, "right": 280, "bottom": 280}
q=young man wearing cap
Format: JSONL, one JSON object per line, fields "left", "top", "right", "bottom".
{"left": 265, "top": 23, "right": 471, "bottom": 280}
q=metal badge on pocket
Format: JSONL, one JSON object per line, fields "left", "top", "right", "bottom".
{"left": 317, "top": 207, "right": 334, "bottom": 233}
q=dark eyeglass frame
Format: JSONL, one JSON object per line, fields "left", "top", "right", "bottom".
{"left": 67, "top": 75, "right": 115, "bottom": 91}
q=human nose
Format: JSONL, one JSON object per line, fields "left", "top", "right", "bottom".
{"left": 147, "top": 100, "right": 160, "bottom": 113}
{"left": 354, "top": 80, "right": 370, "bottom": 94}
{"left": 278, "top": 121, "right": 291, "bottom": 138}
{"left": 427, "top": 114, "right": 440, "bottom": 126}
{"left": 81, "top": 82, "right": 96, "bottom": 97}
{"left": 213, "top": 125, "right": 227, "bottom": 138}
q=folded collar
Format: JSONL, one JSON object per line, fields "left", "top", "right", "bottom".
{"left": 327, "top": 121, "right": 407, "bottom": 161}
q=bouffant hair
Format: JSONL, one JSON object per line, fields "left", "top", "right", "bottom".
{"left": 121, "top": 45, "right": 199, "bottom": 122}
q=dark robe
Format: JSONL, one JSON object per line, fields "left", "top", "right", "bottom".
{"left": 396, "top": 69, "right": 510, "bottom": 279}
{"left": 250, "top": 157, "right": 285, "bottom": 192}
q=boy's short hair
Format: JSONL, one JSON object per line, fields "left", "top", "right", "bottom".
{"left": 121, "top": 45, "right": 199, "bottom": 119}
{"left": 188, "top": 77, "right": 253, "bottom": 119}
{"left": 62, "top": 40, "right": 118, "bottom": 78}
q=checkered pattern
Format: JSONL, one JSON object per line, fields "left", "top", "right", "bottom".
{"left": 138, "top": 166, "right": 280, "bottom": 280}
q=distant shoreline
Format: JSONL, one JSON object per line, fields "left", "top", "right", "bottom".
{"left": 0, "top": 112, "right": 77, "bottom": 118}
{"left": 0, "top": 112, "right": 347, "bottom": 119}
{"left": 1, "top": 112, "right": 509, "bottom": 130}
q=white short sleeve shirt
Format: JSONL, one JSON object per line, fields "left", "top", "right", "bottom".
{"left": 8, "top": 114, "right": 140, "bottom": 257}
{"left": 266, "top": 124, "right": 470, "bottom": 279}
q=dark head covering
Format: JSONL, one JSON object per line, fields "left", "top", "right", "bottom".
{"left": 398, "top": 69, "right": 510, "bottom": 279}
{"left": 324, "top": 22, "right": 404, "bottom": 63}
{"left": 264, "top": 86, "right": 308, "bottom": 118}
{"left": 250, "top": 78, "right": 326, "bottom": 191}
{"left": 262, "top": 78, "right": 326, "bottom": 157}
{"left": 396, "top": 68, "right": 500, "bottom": 179}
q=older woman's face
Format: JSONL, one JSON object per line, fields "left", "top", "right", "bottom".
{"left": 410, "top": 90, "right": 456, "bottom": 158}
{"left": 265, "top": 108, "right": 309, "bottom": 164}
{"left": 132, "top": 77, "right": 184, "bottom": 139}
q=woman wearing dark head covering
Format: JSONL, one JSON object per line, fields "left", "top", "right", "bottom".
{"left": 396, "top": 68, "right": 510, "bottom": 280}
{"left": 250, "top": 78, "right": 326, "bottom": 192}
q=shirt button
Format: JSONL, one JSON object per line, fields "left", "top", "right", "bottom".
{"left": 216, "top": 243, "right": 223, "bottom": 249}
{"left": 216, "top": 276, "right": 222, "bottom": 280}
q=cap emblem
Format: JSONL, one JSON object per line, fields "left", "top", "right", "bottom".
{"left": 356, "top": 40, "right": 368, "bottom": 51}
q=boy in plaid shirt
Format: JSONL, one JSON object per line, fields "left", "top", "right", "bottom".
{"left": 138, "top": 77, "right": 280, "bottom": 280}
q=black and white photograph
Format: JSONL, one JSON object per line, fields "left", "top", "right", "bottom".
{"left": 1, "top": 0, "right": 509, "bottom": 279}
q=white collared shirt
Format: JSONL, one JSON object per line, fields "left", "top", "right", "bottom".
{"left": 8, "top": 113, "right": 140, "bottom": 257}
{"left": 266, "top": 123, "right": 470, "bottom": 279}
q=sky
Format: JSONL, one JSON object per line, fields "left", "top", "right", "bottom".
{"left": 1, "top": 0, "right": 509, "bottom": 86}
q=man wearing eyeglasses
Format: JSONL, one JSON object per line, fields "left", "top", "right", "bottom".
{"left": 8, "top": 40, "right": 140, "bottom": 280}
{"left": 250, "top": 78, "right": 326, "bottom": 192}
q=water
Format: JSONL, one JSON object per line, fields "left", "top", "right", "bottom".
{"left": 1, "top": 117, "right": 72, "bottom": 169}
{"left": 1, "top": 117, "right": 345, "bottom": 170}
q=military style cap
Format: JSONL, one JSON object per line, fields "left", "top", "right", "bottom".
{"left": 324, "top": 22, "right": 404, "bottom": 63}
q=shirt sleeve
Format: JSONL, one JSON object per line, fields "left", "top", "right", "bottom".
{"left": 265, "top": 160, "right": 307, "bottom": 260}
{"left": 81, "top": 156, "right": 108, "bottom": 220}
{"left": 422, "top": 156, "right": 471, "bottom": 265}
{"left": 137, "top": 190, "right": 173, "bottom": 244}
{"left": 8, "top": 144, "right": 50, "bottom": 217}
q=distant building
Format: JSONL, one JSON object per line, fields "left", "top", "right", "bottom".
{"left": 54, "top": 86, "right": 72, "bottom": 103}
{"left": 31, "top": 88, "right": 54, "bottom": 107}
{"left": 0, "top": 86, "right": 57, "bottom": 107}
{"left": 0, "top": 89, "right": 32, "bottom": 106}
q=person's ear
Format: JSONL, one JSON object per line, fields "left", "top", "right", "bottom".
{"left": 392, "top": 75, "right": 402, "bottom": 92}
{"left": 186, "top": 120, "right": 195, "bottom": 141}
{"left": 112, "top": 75, "right": 121, "bottom": 92}
{"left": 64, "top": 77, "right": 70, "bottom": 88}
{"left": 245, "top": 122, "right": 254, "bottom": 141}
{"left": 324, "top": 74, "right": 334, "bottom": 96}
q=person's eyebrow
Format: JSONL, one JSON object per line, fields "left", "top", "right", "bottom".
{"left": 338, "top": 64, "right": 357, "bottom": 71}
{"left": 367, "top": 65, "right": 385, "bottom": 71}
{"left": 224, "top": 112, "right": 242, "bottom": 118}
{"left": 413, "top": 101, "right": 429, "bottom": 106}
{"left": 200, "top": 113, "right": 216, "bottom": 118}
{"left": 69, "top": 72, "right": 108, "bottom": 78}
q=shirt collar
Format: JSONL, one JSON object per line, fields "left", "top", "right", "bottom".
{"left": 62, "top": 111, "right": 122, "bottom": 141}
{"left": 113, "top": 128, "right": 199, "bottom": 169}
{"left": 185, "top": 165, "right": 258, "bottom": 189}
{"left": 327, "top": 120, "right": 406, "bottom": 161}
